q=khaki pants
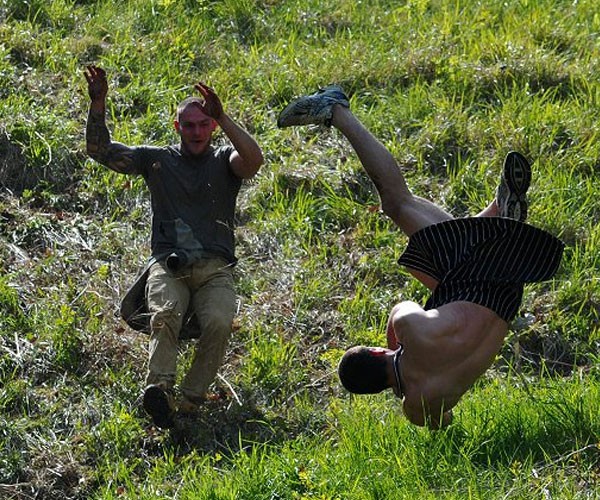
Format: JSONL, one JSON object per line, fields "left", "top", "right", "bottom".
{"left": 145, "top": 257, "right": 236, "bottom": 401}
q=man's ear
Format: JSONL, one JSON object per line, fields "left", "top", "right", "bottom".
{"left": 174, "top": 120, "right": 181, "bottom": 133}
{"left": 210, "top": 119, "right": 218, "bottom": 132}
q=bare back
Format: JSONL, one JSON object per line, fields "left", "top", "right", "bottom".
{"left": 392, "top": 300, "right": 509, "bottom": 426}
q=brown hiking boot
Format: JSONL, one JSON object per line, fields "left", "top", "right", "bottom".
{"left": 178, "top": 398, "right": 201, "bottom": 415}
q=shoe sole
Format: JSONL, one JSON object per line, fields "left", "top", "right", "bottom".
{"left": 143, "top": 386, "right": 174, "bottom": 429}
{"left": 501, "top": 151, "right": 531, "bottom": 221}
{"left": 504, "top": 151, "right": 531, "bottom": 196}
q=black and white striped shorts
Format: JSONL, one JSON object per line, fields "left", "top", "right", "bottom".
{"left": 398, "top": 217, "right": 564, "bottom": 322}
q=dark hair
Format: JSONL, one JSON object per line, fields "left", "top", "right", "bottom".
{"left": 337, "top": 346, "right": 389, "bottom": 394}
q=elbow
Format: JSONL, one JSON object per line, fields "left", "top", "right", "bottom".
{"left": 380, "top": 195, "right": 405, "bottom": 223}
{"left": 403, "top": 401, "right": 426, "bottom": 427}
{"left": 240, "top": 153, "right": 265, "bottom": 179}
{"left": 252, "top": 150, "right": 265, "bottom": 171}
{"left": 403, "top": 399, "right": 453, "bottom": 430}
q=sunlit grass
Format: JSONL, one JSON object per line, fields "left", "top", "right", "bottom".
{"left": 0, "top": 0, "right": 599, "bottom": 497}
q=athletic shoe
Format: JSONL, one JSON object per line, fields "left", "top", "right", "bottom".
{"left": 277, "top": 85, "right": 349, "bottom": 128}
{"left": 496, "top": 151, "right": 531, "bottom": 222}
{"left": 143, "top": 384, "right": 176, "bottom": 429}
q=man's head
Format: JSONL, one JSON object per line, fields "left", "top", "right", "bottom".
{"left": 338, "top": 346, "right": 391, "bottom": 394}
{"left": 174, "top": 97, "right": 217, "bottom": 156}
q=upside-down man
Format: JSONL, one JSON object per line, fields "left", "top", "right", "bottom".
{"left": 278, "top": 86, "right": 563, "bottom": 429}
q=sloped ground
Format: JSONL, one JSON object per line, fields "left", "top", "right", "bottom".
{"left": 1, "top": 149, "right": 597, "bottom": 498}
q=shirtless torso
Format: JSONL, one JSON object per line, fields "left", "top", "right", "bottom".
{"left": 388, "top": 300, "right": 508, "bottom": 428}
{"left": 277, "top": 85, "right": 563, "bottom": 429}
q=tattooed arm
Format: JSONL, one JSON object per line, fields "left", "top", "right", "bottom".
{"left": 84, "top": 65, "right": 137, "bottom": 174}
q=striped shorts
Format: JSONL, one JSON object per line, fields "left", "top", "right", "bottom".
{"left": 398, "top": 217, "right": 564, "bottom": 322}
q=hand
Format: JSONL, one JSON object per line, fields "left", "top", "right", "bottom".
{"left": 84, "top": 65, "right": 108, "bottom": 102}
{"left": 194, "top": 82, "right": 223, "bottom": 120}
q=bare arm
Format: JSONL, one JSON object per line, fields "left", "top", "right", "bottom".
{"left": 394, "top": 301, "right": 505, "bottom": 429}
{"left": 389, "top": 301, "right": 438, "bottom": 346}
{"left": 391, "top": 301, "right": 460, "bottom": 428}
{"left": 403, "top": 398, "right": 453, "bottom": 430}
{"left": 386, "top": 312, "right": 399, "bottom": 350}
{"left": 387, "top": 301, "right": 423, "bottom": 350}
{"left": 84, "top": 65, "right": 137, "bottom": 174}
{"left": 194, "top": 82, "right": 264, "bottom": 179}
{"left": 218, "top": 113, "right": 264, "bottom": 178}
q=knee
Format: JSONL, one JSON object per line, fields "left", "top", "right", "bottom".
{"left": 150, "top": 304, "right": 185, "bottom": 332}
{"left": 380, "top": 191, "right": 411, "bottom": 221}
{"left": 380, "top": 197, "right": 399, "bottom": 219}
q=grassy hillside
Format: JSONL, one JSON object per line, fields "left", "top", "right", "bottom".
{"left": 0, "top": 0, "right": 598, "bottom": 498}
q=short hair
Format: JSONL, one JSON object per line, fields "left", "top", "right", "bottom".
{"left": 176, "top": 97, "right": 204, "bottom": 121}
{"left": 338, "top": 346, "right": 388, "bottom": 394}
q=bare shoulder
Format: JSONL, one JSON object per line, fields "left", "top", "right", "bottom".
{"left": 392, "top": 302, "right": 460, "bottom": 347}
{"left": 437, "top": 301, "right": 509, "bottom": 352}
{"left": 439, "top": 301, "right": 506, "bottom": 328}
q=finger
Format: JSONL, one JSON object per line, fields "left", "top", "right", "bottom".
{"left": 197, "top": 82, "right": 217, "bottom": 96}
{"left": 196, "top": 86, "right": 209, "bottom": 99}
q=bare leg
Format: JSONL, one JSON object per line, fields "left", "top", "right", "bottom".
{"left": 476, "top": 199, "right": 499, "bottom": 217}
{"left": 331, "top": 106, "right": 453, "bottom": 236}
{"left": 279, "top": 86, "right": 514, "bottom": 227}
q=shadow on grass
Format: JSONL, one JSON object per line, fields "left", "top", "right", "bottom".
{"left": 140, "top": 389, "right": 294, "bottom": 459}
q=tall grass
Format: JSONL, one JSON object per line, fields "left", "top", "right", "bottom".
{"left": 0, "top": 0, "right": 599, "bottom": 498}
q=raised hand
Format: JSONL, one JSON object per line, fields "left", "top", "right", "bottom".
{"left": 84, "top": 65, "right": 108, "bottom": 102}
{"left": 194, "top": 82, "right": 224, "bottom": 120}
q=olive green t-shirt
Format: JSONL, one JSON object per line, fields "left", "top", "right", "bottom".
{"left": 128, "top": 144, "right": 241, "bottom": 263}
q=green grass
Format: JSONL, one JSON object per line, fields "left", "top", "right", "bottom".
{"left": 0, "top": 0, "right": 599, "bottom": 498}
